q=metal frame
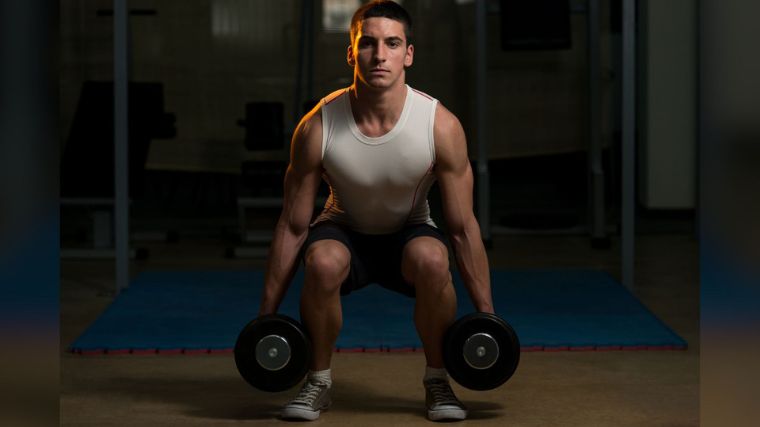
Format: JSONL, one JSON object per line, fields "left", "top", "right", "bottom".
{"left": 621, "top": 0, "right": 637, "bottom": 290}
{"left": 114, "top": 0, "right": 129, "bottom": 293}
{"left": 474, "top": 0, "right": 636, "bottom": 289}
{"left": 482, "top": 0, "right": 608, "bottom": 242}
{"left": 475, "top": 0, "right": 490, "bottom": 242}
{"left": 61, "top": 198, "right": 115, "bottom": 257}
{"left": 293, "top": 0, "right": 315, "bottom": 124}
{"left": 587, "top": 0, "right": 607, "bottom": 243}
{"left": 60, "top": 197, "right": 155, "bottom": 259}
{"left": 230, "top": 0, "right": 317, "bottom": 259}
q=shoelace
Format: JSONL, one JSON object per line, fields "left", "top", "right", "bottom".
{"left": 426, "top": 380, "right": 460, "bottom": 406}
{"left": 291, "top": 381, "right": 327, "bottom": 406}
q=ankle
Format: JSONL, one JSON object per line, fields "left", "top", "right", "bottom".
{"left": 308, "top": 369, "right": 332, "bottom": 388}
{"left": 423, "top": 366, "right": 448, "bottom": 383}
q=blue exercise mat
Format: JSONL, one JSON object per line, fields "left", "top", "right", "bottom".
{"left": 69, "top": 269, "right": 687, "bottom": 353}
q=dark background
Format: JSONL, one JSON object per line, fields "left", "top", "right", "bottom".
{"left": 1, "top": 0, "right": 759, "bottom": 425}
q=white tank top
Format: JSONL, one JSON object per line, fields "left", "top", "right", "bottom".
{"left": 314, "top": 85, "right": 438, "bottom": 234}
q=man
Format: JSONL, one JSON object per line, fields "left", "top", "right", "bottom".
{"left": 258, "top": 0, "right": 494, "bottom": 421}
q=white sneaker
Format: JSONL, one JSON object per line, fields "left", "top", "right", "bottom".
{"left": 424, "top": 378, "right": 468, "bottom": 421}
{"left": 281, "top": 379, "right": 331, "bottom": 421}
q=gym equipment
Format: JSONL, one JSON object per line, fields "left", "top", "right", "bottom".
{"left": 237, "top": 102, "right": 285, "bottom": 151}
{"left": 234, "top": 312, "right": 518, "bottom": 393}
{"left": 234, "top": 314, "right": 311, "bottom": 392}
{"left": 61, "top": 80, "right": 176, "bottom": 199}
{"left": 443, "top": 312, "right": 520, "bottom": 391}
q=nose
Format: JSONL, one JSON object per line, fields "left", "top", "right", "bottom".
{"left": 373, "top": 42, "right": 386, "bottom": 62}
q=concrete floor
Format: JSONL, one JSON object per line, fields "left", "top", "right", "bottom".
{"left": 60, "top": 234, "right": 699, "bottom": 426}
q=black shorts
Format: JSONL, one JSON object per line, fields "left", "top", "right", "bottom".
{"left": 301, "top": 221, "right": 449, "bottom": 298}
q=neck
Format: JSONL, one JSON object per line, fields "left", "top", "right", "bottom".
{"left": 348, "top": 78, "right": 408, "bottom": 121}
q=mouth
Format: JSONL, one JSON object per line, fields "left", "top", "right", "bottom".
{"left": 370, "top": 68, "right": 389, "bottom": 74}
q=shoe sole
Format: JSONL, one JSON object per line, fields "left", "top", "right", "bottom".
{"left": 427, "top": 408, "right": 467, "bottom": 421}
{"left": 281, "top": 404, "right": 330, "bottom": 421}
{"left": 281, "top": 407, "right": 320, "bottom": 421}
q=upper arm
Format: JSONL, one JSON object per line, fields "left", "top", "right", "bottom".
{"left": 433, "top": 104, "right": 476, "bottom": 234}
{"left": 281, "top": 109, "right": 323, "bottom": 234}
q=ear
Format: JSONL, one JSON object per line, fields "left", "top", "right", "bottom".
{"left": 346, "top": 44, "right": 356, "bottom": 67}
{"left": 404, "top": 43, "right": 414, "bottom": 67}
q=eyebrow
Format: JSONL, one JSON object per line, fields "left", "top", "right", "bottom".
{"left": 358, "top": 35, "right": 405, "bottom": 44}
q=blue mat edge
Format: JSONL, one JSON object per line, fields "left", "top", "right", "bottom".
{"left": 68, "top": 268, "right": 688, "bottom": 353}
{"left": 592, "top": 269, "right": 688, "bottom": 347}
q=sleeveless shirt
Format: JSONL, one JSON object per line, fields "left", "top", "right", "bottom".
{"left": 313, "top": 84, "right": 439, "bottom": 234}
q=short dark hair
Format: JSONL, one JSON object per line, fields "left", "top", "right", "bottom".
{"left": 350, "top": 0, "right": 413, "bottom": 46}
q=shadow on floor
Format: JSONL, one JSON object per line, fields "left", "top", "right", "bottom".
{"left": 85, "top": 374, "right": 504, "bottom": 421}
{"left": 329, "top": 379, "right": 502, "bottom": 420}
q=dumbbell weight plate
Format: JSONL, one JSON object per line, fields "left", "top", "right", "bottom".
{"left": 443, "top": 312, "right": 520, "bottom": 391}
{"left": 234, "top": 314, "right": 310, "bottom": 392}
{"left": 463, "top": 332, "right": 499, "bottom": 370}
{"left": 255, "top": 334, "right": 291, "bottom": 371}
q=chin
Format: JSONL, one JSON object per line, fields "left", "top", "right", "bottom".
{"left": 363, "top": 77, "right": 394, "bottom": 89}
{"left": 369, "top": 82, "right": 391, "bottom": 90}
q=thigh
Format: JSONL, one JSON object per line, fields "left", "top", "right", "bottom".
{"left": 302, "top": 221, "right": 370, "bottom": 295}
{"left": 371, "top": 224, "right": 450, "bottom": 297}
{"left": 401, "top": 236, "right": 450, "bottom": 278}
{"left": 303, "top": 239, "right": 351, "bottom": 282}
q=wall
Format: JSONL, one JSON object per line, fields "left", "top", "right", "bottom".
{"left": 59, "top": 0, "right": 615, "bottom": 173}
{"left": 638, "top": 0, "right": 697, "bottom": 209}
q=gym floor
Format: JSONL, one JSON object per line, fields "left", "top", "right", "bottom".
{"left": 60, "top": 232, "right": 699, "bottom": 426}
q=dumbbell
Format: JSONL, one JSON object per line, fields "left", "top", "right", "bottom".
{"left": 234, "top": 314, "right": 311, "bottom": 392}
{"left": 234, "top": 312, "right": 519, "bottom": 392}
{"left": 442, "top": 312, "right": 520, "bottom": 391}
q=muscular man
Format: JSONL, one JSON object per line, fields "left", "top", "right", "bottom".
{"left": 258, "top": 0, "right": 494, "bottom": 421}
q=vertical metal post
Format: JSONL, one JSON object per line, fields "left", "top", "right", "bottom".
{"left": 114, "top": 0, "right": 129, "bottom": 293}
{"left": 621, "top": 0, "right": 636, "bottom": 290}
{"left": 293, "top": 0, "right": 309, "bottom": 124}
{"left": 475, "top": 0, "right": 490, "bottom": 242}
{"left": 587, "top": 0, "right": 606, "bottom": 242}
{"left": 694, "top": 0, "right": 702, "bottom": 241}
{"left": 305, "top": 0, "right": 315, "bottom": 105}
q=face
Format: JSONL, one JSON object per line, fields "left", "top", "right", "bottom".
{"left": 347, "top": 17, "right": 414, "bottom": 90}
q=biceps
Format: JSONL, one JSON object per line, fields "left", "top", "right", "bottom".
{"left": 281, "top": 166, "right": 321, "bottom": 233}
{"left": 439, "top": 164, "right": 475, "bottom": 232}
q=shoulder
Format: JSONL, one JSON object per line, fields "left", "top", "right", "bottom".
{"left": 434, "top": 103, "right": 462, "bottom": 136}
{"left": 322, "top": 87, "right": 347, "bottom": 106}
{"left": 433, "top": 103, "right": 466, "bottom": 152}
{"left": 432, "top": 103, "right": 468, "bottom": 172}
{"left": 401, "top": 86, "right": 457, "bottom": 136}
{"left": 410, "top": 86, "right": 436, "bottom": 103}
{"left": 291, "top": 105, "right": 324, "bottom": 167}
{"left": 302, "top": 87, "right": 348, "bottom": 130}
{"left": 293, "top": 87, "right": 350, "bottom": 160}
{"left": 296, "top": 108, "right": 322, "bottom": 144}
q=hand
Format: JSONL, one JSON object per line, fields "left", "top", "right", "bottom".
{"left": 258, "top": 304, "right": 277, "bottom": 317}
{"left": 475, "top": 301, "right": 495, "bottom": 315}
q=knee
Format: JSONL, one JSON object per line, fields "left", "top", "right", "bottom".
{"left": 304, "top": 243, "right": 350, "bottom": 294}
{"left": 404, "top": 243, "right": 450, "bottom": 288}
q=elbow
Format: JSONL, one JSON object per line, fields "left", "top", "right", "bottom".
{"left": 288, "top": 220, "right": 311, "bottom": 239}
{"left": 277, "top": 212, "right": 310, "bottom": 239}
{"left": 448, "top": 214, "right": 482, "bottom": 246}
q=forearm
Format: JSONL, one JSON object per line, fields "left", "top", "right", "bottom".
{"left": 258, "top": 109, "right": 322, "bottom": 315}
{"left": 258, "top": 219, "right": 309, "bottom": 315}
{"left": 450, "top": 219, "right": 494, "bottom": 314}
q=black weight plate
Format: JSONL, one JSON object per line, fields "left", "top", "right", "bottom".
{"left": 443, "top": 312, "right": 520, "bottom": 391}
{"left": 234, "top": 314, "right": 311, "bottom": 392}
